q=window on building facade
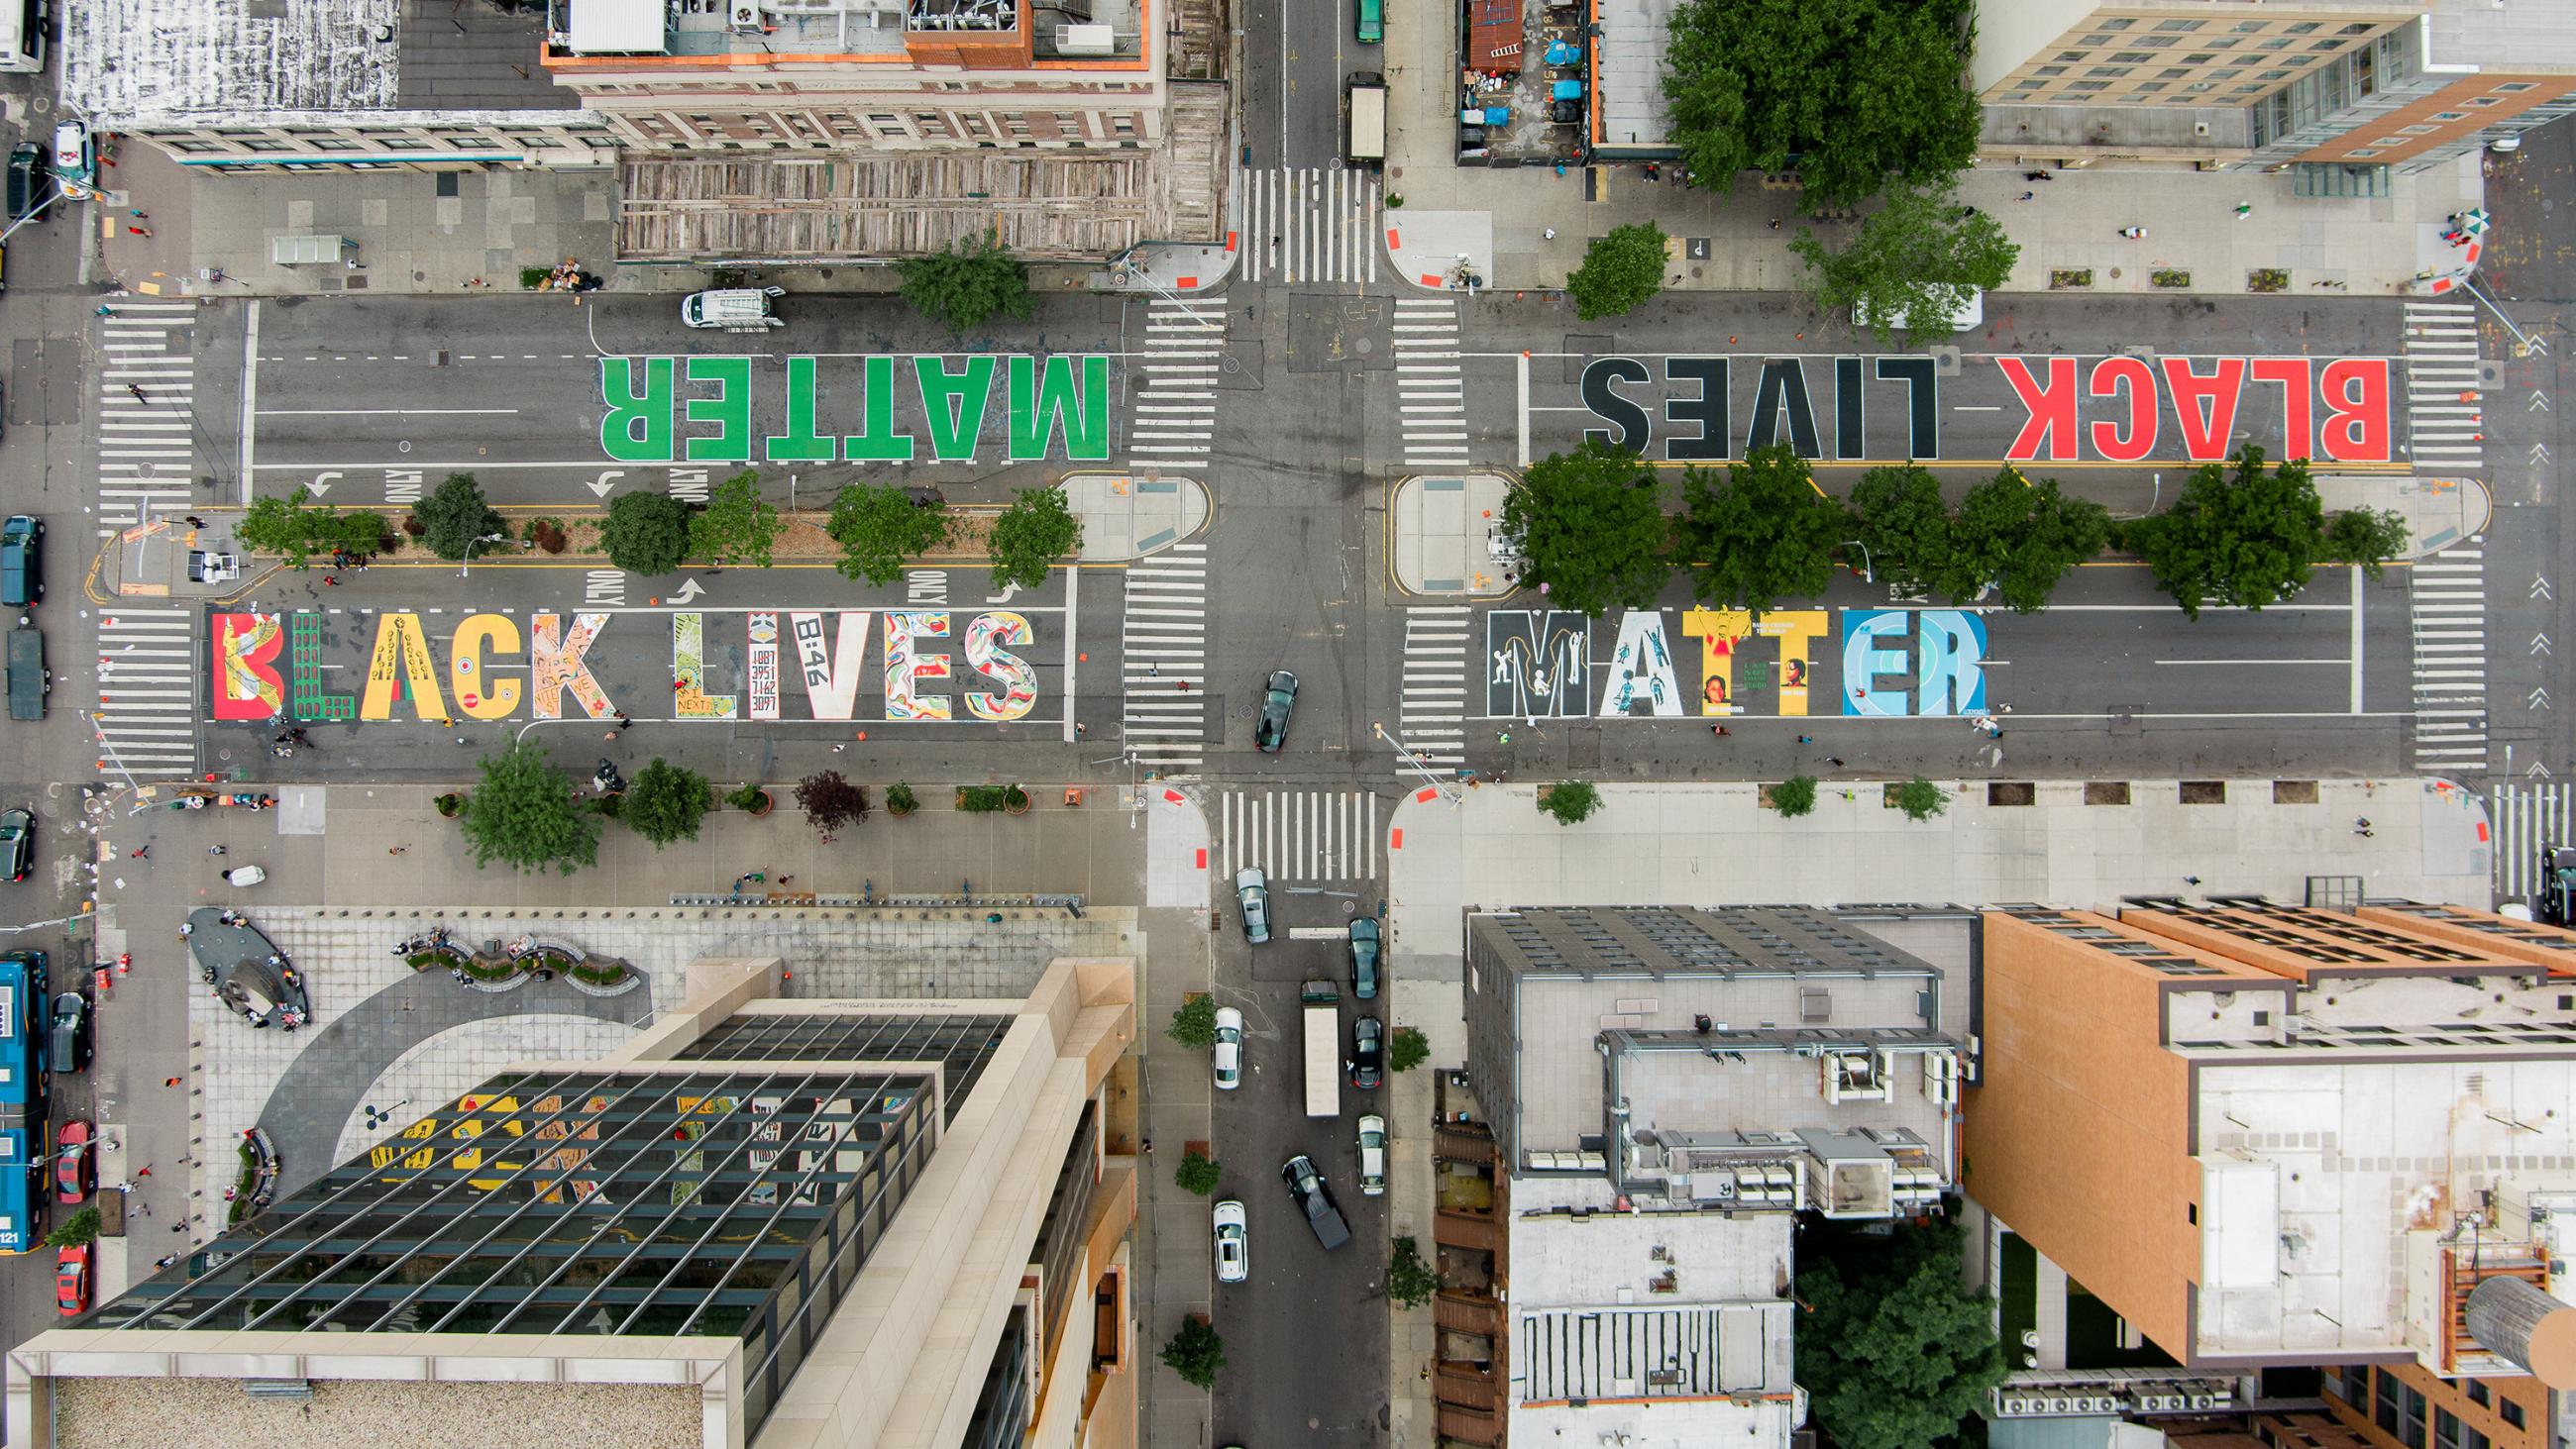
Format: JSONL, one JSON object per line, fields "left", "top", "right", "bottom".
{"left": 2341, "top": 22, "right": 2374, "bottom": 34}
{"left": 2132, "top": 81, "right": 2165, "bottom": 93}
{"left": 2034, "top": 65, "right": 2066, "bottom": 77}
{"left": 2501, "top": 1400, "right": 2524, "bottom": 1429}
{"left": 2157, "top": 18, "right": 2203, "bottom": 31}
{"left": 2286, "top": 21, "right": 2320, "bottom": 33}
{"left": 2466, "top": 96, "right": 2502, "bottom": 107}
{"left": 2377, "top": 1373, "right": 2427, "bottom": 1449}
{"left": 2344, "top": 148, "right": 2381, "bottom": 157}
{"left": 2087, "top": 66, "right": 2130, "bottom": 78}
{"left": 2496, "top": 82, "right": 2538, "bottom": 92}
{"left": 2465, "top": 1381, "right": 2490, "bottom": 1406}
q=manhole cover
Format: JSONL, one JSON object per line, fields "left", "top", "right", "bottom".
{"left": 1356, "top": 337, "right": 1373, "bottom": 355}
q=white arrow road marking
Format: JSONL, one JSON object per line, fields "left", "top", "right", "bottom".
{"left": 669, "top": 578, "right": 705, "bottom": 603}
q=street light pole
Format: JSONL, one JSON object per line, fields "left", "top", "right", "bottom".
{"left": 1372, "top": 721, "right": 1461, "bottom": 805}
{"left": 458, "top": 530, "right": 505, "bottom": 578}
{"left": 1840, "top": 539, "right": 1875, "bottom": 584}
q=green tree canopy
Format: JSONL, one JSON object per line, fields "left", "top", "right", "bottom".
{"left": 2321, "top": 507, "right": 2411, "bottom": 578}
{"left": 2127, "top": 446, "right": 2325, "bottom": 620}
{"left": 1663, "top": 0, "right": 1981, "bottom": 209}
{"left": 1795, "top": 1222, "right": 2006, "bottom": 1449}
{"left": 46, "top": 1205, "right": 100, "bottom": 1250}
{"left": 1388, "top": 1236, "right": 1439, "bottom": 1308}
{"left": 1845, "top": 464, "right": 1952, "bottom": 594}
{"left": 1174, "top": 1150, "right": 1223, "bottom": 1196}
{"left": 988, "top": 485, "right": 1082, "bottom": 590}
{"left": 897, "top": 230, "right": 1034, "bottom": 334}
{"left": 1539, "top": 779, "right": 1603, "bottom": 825}
{"left": 1938, "top": 469, "right": 2109, "bottom": 613}
{"left": 622, "top": 759, "right": 711, "bottom": 850}
{"left": 1769, "top": 776, "right": 1818, "bottom": 818}
{"left": 238, "top": 485, "right": 390, "bottom": 568}
{"left": 599, "top": 490, "right": 694, "bottom": 575}
{"left": 1160, "top": 1317, "right": 1227, "bottom": 1390}
{"left": 1674, "top": 446, "right": 1849, "bottom": 612}
{"left": 1792, "top": 178, "right": 2017, "bottom": 346}
{"left": 828, "top": 483, "right": 950, "bottom": 586}
{"left": 1167, "top": 993, "right": 1219, "bottom": 1049}
{"left": 1503, "top": 442, "right": 1671, "bottom": 617}
{"left": 1894, "top": 776, "right": 1949, "bottom": 822}
{"left": 1566, "top": 222, "right": 1669, "bottom": 321}
{"left": 690, "top": 469, "right": 784, "bottom": 569}
{"left": 415, "top": 472, "right": 507, "bottom": 562}
{"left": 457, "top": 743, "right": 600, "bottom": 876}
{"left": 1388, "top": 1026, "right": 1430, "bottom": 1074}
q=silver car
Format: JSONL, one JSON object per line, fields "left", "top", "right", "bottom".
{"left": 1213, "top": 1198, "right": 1248, "bottom": 1284}
{"left": 1212, "top": 1006, "right": 1244, "bottom": 1089}
{"left": 1357, "top": 1114, "right": 1387, "bottom": 1196}
{"left": 1235, "top": 867, "right": 1271, "bottom": 944}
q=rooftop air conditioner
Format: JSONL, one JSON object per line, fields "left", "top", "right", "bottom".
{"left": 730, "top": 0, "right": 764, "bottom": 31}
{"left": 1999, "top": 1397, "right": 2033, "bottom": 1415}
{"left": 2191, "top": 1393, "right": 2223, "bottom": 1409}
{"left": 1053, "top": 21, "right": 1115, "bottom": 53}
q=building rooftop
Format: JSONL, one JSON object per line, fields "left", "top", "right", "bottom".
{"left": 1593, "top": 0, "right": 1676, "bottom": 150}
{"left": 552, "top": 0, "right": 1142, "bottom": 62}
{"left": 2430, "top": 0, "right": 2576, "bottom": 65}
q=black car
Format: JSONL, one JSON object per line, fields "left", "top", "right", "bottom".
{"left": 0, "top": 807, "right": 30, "bottom": 883}
{"left": 0, "top": 517, "right": 40, "bottom": 608}
{"left": 1253, "top": 670, "right": 1298, "bottom": 753}
{"left": 50, "top": 990, "right": 90, "bottom": 1074}
{"left": 1280, "top": 1154, "right": 1350, "bottom": 1251}
{"left": 4, "top": 145, "right": 40, "bottom": 223}
{"left": 1348, "top": 1015, "right": 1383, "bottom": 1090}
{"left": 1347, "top": 917, "right": 1381, "bottom": 999}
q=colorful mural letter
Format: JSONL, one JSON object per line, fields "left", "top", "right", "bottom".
{"left": 747, "top": 613, "right": 781, "bottom": 721}
{"left": 883, "top": 611, "right": 953, "bottom": 722}
{"left": 963, "top": 612, "right": 1039, "bottom": 722}
{"left": 792, "top": 611, "right": 871, "bottom": 721}
{"left": 1841, "top": 611, "right": 1913, "bottom": 718}
{"left": 450, "top": 614, "right": 523, "bottom": 721}
{"left": 1760, "top": 612, "right": 1829, "bottom": 717}
{"left": 1599, "top": 611, "right": 1682, "bottom": 717}
{"left": 1485, "top": 612, "right": 1591, "bottom": 718}
{"left": 1682, "top": 607, "right": 1752, "bottom": 716}
{"left": 359, "top": 613, "right": 451, "bottom": 722}
{"left": 671, "top": 612, "right": 738, "bottom": 720}
{"left": 1839, "top": 609, "right": 1988, "bottom": 717}
{"left": 211, "top": 612, "right": 285, "bottom": 720}
{"left": 530, "top": 612, "right": 614, "bottom": 721}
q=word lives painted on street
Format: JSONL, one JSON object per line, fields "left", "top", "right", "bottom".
{"left": 208, "top": 609, "right": 1044, "bottom": 726}
{"left": 1487, "top": 608, "right": 1988, "bottom": 719}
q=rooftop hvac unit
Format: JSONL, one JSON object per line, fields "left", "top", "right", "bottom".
{"left": 1999, "top": 1397, "right": 2033, "bottom": 1415}
{"left": 730, "top": 0, "right": 764, "bottom": 30}
{"left": 1053, "top": 21, "right": 1114, "bottom": 52}
{"left": 2191, "top": 1393, "right": 2223, "bottom": 1409}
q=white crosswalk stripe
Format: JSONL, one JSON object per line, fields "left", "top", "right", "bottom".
{"left": 1214, "top": 789, "right": 1382, "bottom": 883}
{"left": 1122, "top": 542, "right": 1208, "bottom": 771}
{"left": 96, "top": 302, "right": 201, "bottom": 535}
{"left": 93, "top": 605, "right": 200, "bottom": 778}
{"left": 2491, "top": 781, "right": 2574, "bottom": 906}
{"left": 1397, "top": 606, "right": 1471, "bottom": 776}
{"left": 1238, "top": 166, "right": 1379, "bottom": 285}
{"left": 2411, "top": 544, "right": 2487, "bottom": 775}
{"left": 1393, "top": 298, "right": 1469, "bottom": 469}
{"left": 1127, "top": 299, "right": 1225, "bottom": 472}
{"left": 2403, "top": 300, "right": 2483, "bottom": 471}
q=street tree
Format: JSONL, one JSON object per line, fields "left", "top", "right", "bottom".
{"left": 1388, "top": 1026, "right": 1430, "bottom": 1075}
{"left": 690, "top": 469, "right": 785, "bottom": 569}
{"left": 1792, "top": 178, "right": 2018, "bottom": 346}
{"left": 1769, "top": 776, "right": 1818, "bottom": 818}
{"left": 1565, "top": 222, "right": 1669, "bottom": 321}
{"left": 1894, "top": 776, "right": 1949, "bottom": 822}
{"left": 414, "top": 472, "right": 508, "bottom": 562}
{"left": 1160, "top": 1317, "right": 1226, "bottom": 1390}
{"left": 45, "top": 1206, "right": 100, "bottom": 1250}
{"left": 1663, "top": 0, "right": 1981, "bottom": 209}
{"left": 1503, "top": 442, "right": 1671, "bottom": 617}
{"left": 897, "top": 230, "right": 1034, "bottom": 334}
{"left": 457, "top": 743, "right": 600, "bottom": 876}
{"left": 988, "top": 485, "right": 1082, "bottom": 590}
{"left": 1174, "top": 1150, "right": 1223, "bottom": 1197}
{"left": 2126, "top": 446, "right": 2325, "bottom": 620}
{"left": 599, "top": 490, "right": 694, "bottom": 575}
{"left": 623, "top": 759, "right": 712, "bottom": 850}
{"left": 1674, "top": 446, "right": 1849, "bottom": 612}
{"left": 238, "top": 485, "right": 391, "bottom": 568}
{"left": 1388, "top": 1236, "right": 1440, "bottom": 1308}
{"left": 1845, "top": 464, "right": 1952, "bottom": 594}
{"left": 1539, "top": 780, "right": 1603, "bottom": 826}
{"left": 1937, "top": 469, "right": 2109, "bottom": 613}
{"left": 794, "top": 771, "right": 872, "bottom": 836}
{"left": 2322, "top": 507, "right": 2411, "bottom": 579}
{"left": 828, "top": 483, "right": 949, "bottom": 585}
{"left": 1794, "top": 1221, "right": 2006, "bottom": 1449}
{"left": 1167, "top": 993, "right": 1219, "bottom": 1049}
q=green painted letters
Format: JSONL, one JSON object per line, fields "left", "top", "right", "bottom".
{"left": 765, "top": 357, "right": 838, "bottom": 463}
{"left": 599, "top": 357, "right": 676, "bottom": 463}
{"left": 843, "top": 356, "right": 917, "bottom": 462}
{"left": 1009, "top": 355, "right": 1111, "bottom": 462}
{"left": 914, "top": 356, "right": 996, "bottom": 463}
{"left": 684, "top": 357, "right": 754, "bottom": 463}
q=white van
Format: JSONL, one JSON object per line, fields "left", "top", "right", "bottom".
{"left": 682, "top": 286, "right": 785, "bottom": 330}
{"left": 1854, "top": 285, "right": 1984, "bottom": 337}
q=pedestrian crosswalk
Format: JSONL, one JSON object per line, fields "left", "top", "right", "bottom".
{"left": 1128, "top": 298, "right": 1224, "bottom": 472}
{"left": 1215, "top": 789, "right": 1381, "bottom": 883}
{"left": 93, "top": 605, "right": 199, "bottom": 778}
{"left": 2411, "top": 544, "right": 2488, "bottom": 775}
{"left": 1394, "top": 299, "right": 1469, "bottom": 469}
{"left": 1121, "top": 543, "right": 1208, "bottom": 772}
{"left": 2402, "top": 300, "right": 2483, "bottom": 471}
{"left": 2490, "top": 781, "right": 2571, "bottom": 905}
{"left": 1396, "top": 606, "right": 1471, "bottom": 776}
{"left": 1238, "top": 166, "right": 1379, "bottom": 285}
{"left": 96, "top": 302, "right": 201, "bottom": 535}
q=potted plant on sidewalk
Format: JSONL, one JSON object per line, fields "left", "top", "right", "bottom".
{"left": 434, "top": 791, "right": 463, "bottom": 819}
{"left": 726, "top": 781, "right": 774, "bottom": 817}
{"left": 886, "top": 781, "right": 919, "bottom": 819}
{"left": 1004, "top": 783, "right": 1030, "bottom": 815}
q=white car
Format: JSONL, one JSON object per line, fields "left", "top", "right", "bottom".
{"left": 1213, "top": 1198, "right": 1248, "bottom": 1284}
{"left": 1212, "top": 1005, "right": 1243, "bottom": 1089}
{"left": 1357, "top": 1114, "right": 1387, "bottom": 1196}
{"left": 49, "top": 121, "right": 91, "bottom": 202}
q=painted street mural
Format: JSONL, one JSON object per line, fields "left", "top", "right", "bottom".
{"left": 1579, "top": 353, "right": 2393, "bottom": 465}
{"left": 209, "top": 607, "right": 1052, "bottom": 727}
{"left": 1487, "top": 608, "right": 1990, "bottom": 719}
{"left": 597, "top": 354, "right": 1113, "bottom": 466}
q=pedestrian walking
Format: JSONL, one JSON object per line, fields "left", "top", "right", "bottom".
{"left": 2356, "top": 817, "right": 2372, "bottom": 829}
{"left": 184, "top": 515, "right": 207, "bottom": 528}
{"left": 130, "top": 845, "right": 150, "bottom": 860}
{"left": 206, "top": 844, "right": 226, "bottom": 856}
{"left": 164, "top": 1077, "right": 181, "bottom": 1087}
{"left": 2119, "top": 226, "right": 2146, "bottom": 240}
{"left": 129, "top": 209, "right": 147, "bottom": 219}
{"left": 1140, "top": 1138, "right": 1154, "bottom": 1155}
{"left": 222, "top": 1187, "right": 236, "bottom": 1201}
{"left": 136, "top": 1165, "right": 152, "bottom": 1179}
{"left": 322, "top": 574, "right": 339, "bottom": 586}
{"left": 777, "top": 876, "right": 794, "bottom": 886}
{"left": 1767, "top": 217, "right": 1780, "bottom": 231}
{"left": 1796, "top": 735, "right": 1813, "bottom": 744}
{"left": 126, "top": 225, "right": 151, "bottom": 238}
{"left": 2185, "top": 876, "right": 2202, "bottom": 885}
{"left": 1826, "top": 756, "right": 1846, "bottom": 768}
{"left": 1497, "top": 730, "right": 1512, "bottom": 745}
{"left": 126, "top": 382, "right": 148, "bottom": 402}
{"left": 387, "top": 846, "right": 406, "bottom": 856}
{"left": 2024, "top": 169, "right": 2052, "bottom": 181}
{"left": 155, "top": 1255, "right": 176, "bottom": 1270}
{"left": 1710, "top": 725, "right": 1730, "bottom": 737}
{"left": 171, "top": 1224, "right": 186, "bottom": 1235}
{"left": 2016, "top": 191, "right": 2036, "bottom": 201}
{"left": 94, "top": 304, "right": 115, "bottom": 317}
{"left": 2234, "top": 202, "right": 2253, "bottom": 220}
{"left": 1542, "top": 227, "right": 1556, "bottom": 240}
{"left": 134, "top": 1200, "right": 151, "bottom": 1216}
{"left": 1146, "top": 664, "right": 1159, "bottom": 676}
{"left": 1176, "top": 679, "right": 1191, "bottom": 691}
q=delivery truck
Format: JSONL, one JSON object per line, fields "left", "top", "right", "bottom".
{"left": 1302, "top": 979, "right": 1341, "bottom": 1117}
{"left": 1346, "top": 73, "right": 1387, "bottom": 166}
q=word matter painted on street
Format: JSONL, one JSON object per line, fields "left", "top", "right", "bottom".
{"left": 597, "top": 354, "right": 1113, "bottom": 465}
{"left": 1485, "top": 608, "right": 1988, "bottom": 719}
{"left": 209, "top": 608, "right": 1043, "bottom": 726}
{"left": 1581, "top": 354, "right": 2392, "bottom": 464}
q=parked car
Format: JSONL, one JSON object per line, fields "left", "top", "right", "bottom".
{"left": 6, "top": 620, "right": 47, "bottom": 722}
{"left": 0, "top": 516, "right": 42, "bottom": 607}
{"left": 5, "top": 144, "right": 42, "bottom": 222}
{"left": 0, "top": 806, "right": 29, "bottom": 882}
{"left": 1280, "top": 1154, "right": 1350, "bottom": 1251}
{"left": 1357, "top": 1114, "right": 1387, "bottom": 1196}
{"left": 1348, "top": 1015, "right": 1383, "bottom": 1090}
{"left": 1212, "top": 1005, "right": 1243, "bottom": 1089}
{"left": 1213, "top": 1198, "right": 1248, "bottom": 1284}
{"left": 54, "top": 1243, "right": 88, "bottom": 1315}
{"left": 1234, "top": 866, "right": 1271, "bottom": 945}
{"left": 49, "top": 120, "right": 91, "bottom": 203}
{"left": 54, "top": 1119, "right": 91, "bottom": 1204}
{"left": 1347, "top": 917, "right": 1380, "bottom": 999}
{"left": 1253, "top": 670, "right": 1298, "bottom": 753}
{"left": 1354, "top": 0, "right": 1380, "bottom": 44}
{"left": 49, "top": 989, "right": 89, "bottom": 1074}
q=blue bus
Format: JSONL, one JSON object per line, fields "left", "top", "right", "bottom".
{"left": 0, "top": 950, "right": 49, "bottom": 1253}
